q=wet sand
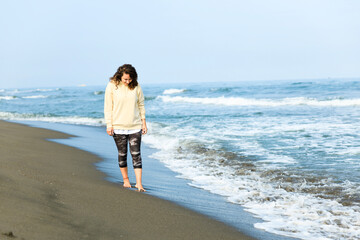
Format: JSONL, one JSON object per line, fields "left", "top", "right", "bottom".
{"left": 0, "top": 120, "right": 255, "bottom": 240}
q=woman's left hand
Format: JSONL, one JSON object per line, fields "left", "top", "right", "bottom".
{"left": 142, "top": 119, "right": 147, "bottom": 135}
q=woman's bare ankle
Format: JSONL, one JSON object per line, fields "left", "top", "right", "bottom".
{"left": 123, "top": 177, "right": 131, "bottom": 188}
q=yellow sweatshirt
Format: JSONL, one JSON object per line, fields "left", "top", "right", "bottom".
{"left": 104, "top": 81, "right": 145, "bottom": 130}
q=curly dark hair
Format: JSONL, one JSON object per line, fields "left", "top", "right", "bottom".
{"left": 109, "top": 64, "right": 138, "bottom": 90}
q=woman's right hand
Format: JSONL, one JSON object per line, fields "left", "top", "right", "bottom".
{"left": 106, "top": 127, "right": 114, "bottom": 136}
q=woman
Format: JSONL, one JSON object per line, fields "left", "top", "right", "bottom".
{"left": 104, "top": 64, "right": 147, "bottom": 192}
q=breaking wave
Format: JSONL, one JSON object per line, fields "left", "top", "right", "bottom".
{"left": 22, "top": 95, "right": 48, "bottom": 99}
{"left": 158, "top": 96, "right": 360, "bottom": 107}
{"left": 162, "top": 88, "right": 186, "bottom": 94}
{"left": 0, "top": 112, "right": 104, "bottom": 126}
{"left": 142, "top": 122, "right": 360, "bottom": 240}
{"left": 0, "top": 96, "right": 17, "bottom": 100}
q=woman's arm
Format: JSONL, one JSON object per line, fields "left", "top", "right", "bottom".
{"left": 137, "top": 85, "right": 147, "bottom": 134}
{"left": 104, "top": 83, "right": 114, "bottom": 136}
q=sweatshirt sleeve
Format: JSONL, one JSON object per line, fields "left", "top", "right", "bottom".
{"left": 104, "top": 82, "right": 114, "bottom": 128}
{"left": 137, "top": 85, "right": 146, "bottom": 119}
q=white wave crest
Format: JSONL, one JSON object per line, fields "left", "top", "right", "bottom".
{"left": 0, "top": 96, "right": 17, "bottom": 100}
{"left": 158, "top": 96, "right": 360, "bottom": 107}
{"left": 22, "top": 95, "right": 48, "bottom": 99}
{"left": 35, "top": 88, "right": 57, "bottom": 92}
{"left": 0, "top": 112, "right": 105, "bottom": 126}
{"left": 93, "top": 91, "right": 104, "bottom": 95}
{"left": 162, "top": 88, "right": 186, "bottom": 95}
{"left": 8, "top": 88, "right": 59, "bottom": 94}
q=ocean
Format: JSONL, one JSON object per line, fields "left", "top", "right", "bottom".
{"left": 1, "top": 78, "right": 360, "bottom": 240}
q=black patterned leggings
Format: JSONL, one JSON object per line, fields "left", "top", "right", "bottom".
{"left": 113, "top": 130, "right": 142, "bottom": 169}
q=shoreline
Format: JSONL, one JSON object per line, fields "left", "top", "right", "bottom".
{"left": 0, "top": 120, "right": 255, "bottom": 240}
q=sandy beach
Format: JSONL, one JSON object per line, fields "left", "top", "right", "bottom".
{"left": 0, "top": 120, "right": 254, "bottom": 240}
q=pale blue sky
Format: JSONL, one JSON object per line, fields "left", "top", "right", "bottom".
{"left": 1, "top": 0, "right": 359, "bottom": 88}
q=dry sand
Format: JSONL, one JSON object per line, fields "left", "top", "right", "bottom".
{"left": 0, "top": 120, "right": 255, "bottom": 240}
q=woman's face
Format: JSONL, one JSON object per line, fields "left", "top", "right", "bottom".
{"left": 121, "top": 73, "right": 132, "bottom": 86}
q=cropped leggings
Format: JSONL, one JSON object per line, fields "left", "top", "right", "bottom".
{"left": 113, "top": 130, "right": 142, "bottom": 169}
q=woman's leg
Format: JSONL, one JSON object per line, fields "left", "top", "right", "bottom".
{"left": 129, "top": 131, "right": 145, "bottom": 191}
{"left": 113, "top": 134, "right": 131, "bottom": 188}
{"left": 134, "top": 168, "right": 144, "bottom": 191}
